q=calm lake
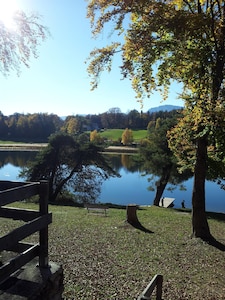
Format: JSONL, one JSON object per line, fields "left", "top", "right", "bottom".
{"left": 0, "top": 151, "right": 224, "bottom": 213}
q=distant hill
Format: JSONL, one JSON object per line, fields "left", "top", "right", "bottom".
{"left": 148, "top": 105, "right": 183, "bottom": 113}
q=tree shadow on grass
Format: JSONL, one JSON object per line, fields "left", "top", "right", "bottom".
{"left": 205, "top": 212, "right": 225, "bottom": 251}
{"left": 204, "top": 236, "right": 225, "bottom": 252}
{"left": 125, "top": 220, "right": 154, "bottom": 234}
{"left": 175, "top": 209, "right": 225, "bottom": 251}
{"left": 206, "top": 211, "right": 225, "bottom": 222}
{"left": 175, "top": 208, "right": 225, "bottom": 222}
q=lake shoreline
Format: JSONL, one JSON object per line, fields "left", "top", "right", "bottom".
{"left": 0, "top": 143, "right": 48, "bottom": 151}
{"left": 0, "top": 151, "right": 224, "bottom": 213}
{"left": 103, "top": 146, "right": 138, "bottom": 154}
{"left": 0, "top": 144, "right": 139, "bottom": 153}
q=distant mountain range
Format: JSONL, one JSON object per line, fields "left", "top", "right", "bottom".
{"left": 148, "top": 104, "right": 183, "bottom": 113}
{"left": 60, "top": 105, "right": 183, "bottom": 119}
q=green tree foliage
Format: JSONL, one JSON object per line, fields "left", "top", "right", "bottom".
{"left": 20, "top": 133, "right": 117, "bottom": 203}
{"left": 127, "top": 109, "right": 144, "bottom": 128}
{"left": 2, "top": 113, "right": 62, "bottom": 141}
{"left": 0, "top": 109, "right": 183, "bottom": 141}
{"left": 86, "top": 0, "right": 225, "bottom": 240}
{"left": 62, "top": 116, "right": 87, "bottom": 135}
{"left": 99, "top": 108, "right": 152, "bottom": 129}
{"left": 0, "top": 113, "right": 7, "bottom": 137}
{"left": 0, "top": 10, "right": 49, "bottom": 76}
{"left": 100, "top": 107, "right": 125, "bottom": 129}
{"left": 140, "top": 112, "right": 192, "bottom": 205}
{"left": 121, "top": 128, "right": 133, "bottom": 145}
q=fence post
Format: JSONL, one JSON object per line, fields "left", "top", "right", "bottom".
{"left": 39, "top": 180, "right": 49, "bottom": 268}
{"left": 137, "top": 274, "right": 163, "bottom": 300}
{"left": 156, "top": 275, "right": 163, "bottom": 300}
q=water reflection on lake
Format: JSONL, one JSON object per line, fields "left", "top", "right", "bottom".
{"left": 0, "top": 151, "right": 224, "bottom": 213}
{"left": 0, "top": 151, "right": 37, "bottom": 181}
{"left": 99, "top": 169, "right": 225, "bottom": 213}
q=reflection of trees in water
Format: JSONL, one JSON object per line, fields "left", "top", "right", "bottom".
{"left": 104, "top": 154, "right": 144, "bottom": 173}
{"left": 0, "top": 151, "right": 37, "bottom": 169}
{"left": 1, "top": 151, "right": 143, "bottom": 174}
{"left": 121, "top": 154, "right": 144, "bottom": 173}
{"left": 121, "top": 154, "right": 131, "bottom": 171}
{"left": 104, "top": 154, "right": 122, "bottom": 173}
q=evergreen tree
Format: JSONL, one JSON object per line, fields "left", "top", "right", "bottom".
{"left": 21, "top": 133, "right": 116, "bottom": 203}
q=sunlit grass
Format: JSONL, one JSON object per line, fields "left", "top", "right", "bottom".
{"left": 100, "top": 129, "right": 147, "bottom": 142}
{"left": 1, "top": 203, "right": 225, "bottom": 299}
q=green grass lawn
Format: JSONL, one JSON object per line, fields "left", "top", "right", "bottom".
{"left": 2, "top": 203, "right": 225, "bottom": 299}
{"left": 100, "top": 129, "right": 147, "bottom": 142}
{"left": 0, "top": 129, "right": 148, "bottom": 145}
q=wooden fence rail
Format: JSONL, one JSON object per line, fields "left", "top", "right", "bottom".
{"left": 137, "top": 274, "right": 163, "bottom": 300}
{"left": 0, "top": 180, "right": 52, "bottom": 285}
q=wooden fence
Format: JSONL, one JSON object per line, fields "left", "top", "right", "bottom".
{"left": 137, "top": 274, "right": 163, "bottom": 300}
{"left": 0, "top": 180, "right": 52, "bottom": 284}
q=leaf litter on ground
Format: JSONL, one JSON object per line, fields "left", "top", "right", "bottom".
{"left": 1, "top": 203, "right": 225, "bottom": 299}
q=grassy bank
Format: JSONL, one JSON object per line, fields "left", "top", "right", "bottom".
{"left": 100, "top": 129, "right": 147, "bottom": 142}
{"left": 2, "top": 203, "right": 225, "bottom": 299}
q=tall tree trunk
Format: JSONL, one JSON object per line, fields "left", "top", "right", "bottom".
{"left": 192, "top": 136, "right": 211, "bottom": 240}
{"left": 153, "top": 168, "right": 171, "bottom": 206}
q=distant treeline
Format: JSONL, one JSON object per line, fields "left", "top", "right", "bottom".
{"left": 0, "top": 108, "right": 182, "bottom": 141}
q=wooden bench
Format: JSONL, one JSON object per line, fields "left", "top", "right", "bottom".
{"left": 85, "top": 203, "right": 109, "bottom": 216}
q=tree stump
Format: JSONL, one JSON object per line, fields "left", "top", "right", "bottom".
{"left": 126, "top": 204, "right": 153, "bottom": 233}
{"left": 126, "top": 204, "right": 140, "bottom": 225}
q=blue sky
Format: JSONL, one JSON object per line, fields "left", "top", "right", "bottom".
{"left": 0, "top": 0, "right": 184, "bottom": 116}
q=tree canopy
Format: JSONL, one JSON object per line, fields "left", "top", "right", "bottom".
{"left": 140, "top": 111, "right": 192, "bottom": 205}
{"left": 21, "top": 133, "right": 117, "bottom": 203}
{"left": 0, "top": 10, "right": 49, "bottom": 76}
{"left": 121, "top": 128, "right": 133, "bottom": 145}
{"left": 86, "top": 0, "right": 225, "bottom": 240}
